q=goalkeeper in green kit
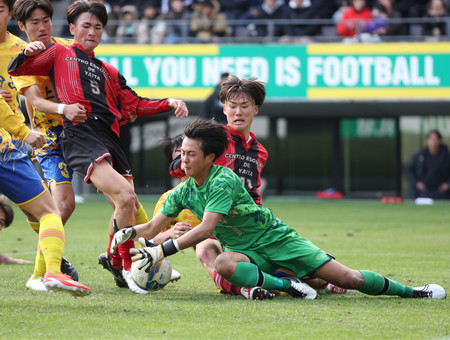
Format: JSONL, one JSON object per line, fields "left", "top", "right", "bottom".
{"left": 111, "top": 119, "right": 446, "bottom": 300}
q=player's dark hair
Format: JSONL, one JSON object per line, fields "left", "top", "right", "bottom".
{"left": 13, "top": 0, "right": 53, "bottom": 24}
{"left": 0, "top": 196, "right": 14, "bottom": 228}
{"left": 219, "top": 74, "right": 266, "bottom": 106}
{"left": 162, "top": 134, "right": 184, "bottom": 162}
{"left": 426, "top": 130, "right": 442, "bottom": 141}
{"left": 66, "top": 0, "right": 107, "bottom": 27}
{"left": 184, "top": 119, "right": 228, "bottom": 161}
{"left": 373, "top": 3, "right": 388, "bottom": 15}
{"left": 4, "top": 0, "right": 13, "bottom": 11}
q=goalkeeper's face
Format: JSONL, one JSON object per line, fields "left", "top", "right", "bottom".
{"left": 181, "top": 138, "right": 214, "bottom": 185}
{"left": 223, "top": 93, "right": 258, "bottom": 137}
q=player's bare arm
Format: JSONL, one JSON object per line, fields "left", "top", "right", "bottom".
{"left": 23, "top": 41, "right": 45, "bottom": 57}
{"left": 152, "top": 222, "right": 192, "bottom": 245}
{"left": 22, "top": 85, "right": 87, "bottom": 123}
{"left": 175, "top": 211, "right": 221, "bottom": 250}
{"left": 109, "top": 212, "right": 173, "bottom": 255}
{"left": 125, "top": 212, "right": 223, "bottom": 271}
{"left": 0, "top": 98, "right": 45, "bottom": 148}
{"left": 167, "top": 98, "right": 189, "bottom": 119}
{"left": 136, "top": 212, "right": 174, "bottom": 241}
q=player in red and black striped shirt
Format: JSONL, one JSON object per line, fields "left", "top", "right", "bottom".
{"left": 9, "top": 0, "right": 188, "bottom": 294}
{"left": 170, "top": 76, "right": 268, "bottom": 205}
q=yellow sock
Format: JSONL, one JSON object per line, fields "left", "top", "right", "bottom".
{"left": 134, "top": 204, "right": 149, "bottom": 248}
{"left": 135, "top": 204, "right": 149, "bottom": 224}
{"left": 32, "top": 245, "right": 46, "bottom": 279}
{"left": 27, "top": 220, "right": 40, "bottom": 234}
{"left": 28, "top": 220, "right": 46, "bottom": 278}
{"left": 39, "top": 213, "right": 65, "bottom": 275}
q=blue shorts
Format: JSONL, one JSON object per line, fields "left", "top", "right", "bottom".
{"left": 37, "top": 151, "right": 73, "bottom": 185}
{"left": 0, "top": 150, "right": 48, "bottom": 205}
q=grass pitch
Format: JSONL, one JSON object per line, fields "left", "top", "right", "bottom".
{"left": 1, "top": 197, "right": 449, "bottom": 340}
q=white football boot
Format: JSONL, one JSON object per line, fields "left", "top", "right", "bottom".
{"left": 26, "top": 275, "right": 47, "bottom": 292}
{"left": 412, "top": 284, "right": 446, "bottom": 299}
{"left": 122, "top": 269, "right": 149, "bottom": 295}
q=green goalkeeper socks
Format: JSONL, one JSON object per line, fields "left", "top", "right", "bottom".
{"left": 359, "top": 270, "right": 414, "bottom": 297}
{"left": 228, "top": 262, "right": 289, "bottom": 291}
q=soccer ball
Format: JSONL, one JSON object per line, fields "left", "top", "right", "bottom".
{"left": 130, "top": 258, "right": 172, "bottom": 291}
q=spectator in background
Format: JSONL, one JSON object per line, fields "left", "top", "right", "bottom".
{"left": 375, "top": 0, "right": 407, "bottom": 36}
{"left": 154, "top": 0, "right": 192, "bottom": 44}
{"left": 336, "top": 0, "right": 373, "bottom": 37}
{"left": 198, "top": 72, "right": 229, "bottom": 124}
{"left": 289, "top": 0, "right": 339, "bottom": 38}
{"left": 333, "top": 0, "right": 350, "bottom": 23}
{"left": 422, "top": 0, "right": 448, "bottom": 37}
{"left": 0, "top": 196, "right": 32, "bottom": 264}
{"left": 217, "top": 0, "right": 250, "bottom": 35}
{"left": 101, "top": 0, "right": 119, "bottom": 42}
{"left": 254, "top": 0, "right": 294, "bottom": 40}
{"left": 289, "top": 0, "right": 317, "bottom": 37}
{"left": 218, "top": 0, "right": 250, "bottom": 20}
{"left": 189, "top": 0, "right": 228, "bottom": 43}
{"left": 405, "top": 130, "right": 450, "bottom": 199}
{"left": 160, "top": 0, "right": 193, "bottom": 14}
{"left": 137, "top": 0, "right": 161, "bottom": 44}
{"left": 396, "top": 0, "right": 427, "bottom": 18}
{"left": 236, "top": 0, "right": 262, "bottom": 38}
{"left": 116, "top": 4, "right": 140, "bottom": 43}
{"left": 363, "top": 2, "right": 389, "bottom": 35}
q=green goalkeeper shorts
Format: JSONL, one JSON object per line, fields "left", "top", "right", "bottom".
{"left": 225, "top": 218, "right": 332, "bottom": 279}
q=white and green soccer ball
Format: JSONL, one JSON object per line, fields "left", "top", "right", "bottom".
{"left": 131, "top": 258, "right": 172, "bottom": 291}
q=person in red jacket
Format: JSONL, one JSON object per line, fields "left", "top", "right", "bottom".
{"left": 337, "top": 0, "right": 373, "bottom": 37}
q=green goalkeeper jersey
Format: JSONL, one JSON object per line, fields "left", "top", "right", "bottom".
{"left": 161, "top": 165, "right": 285, "bottom": 250}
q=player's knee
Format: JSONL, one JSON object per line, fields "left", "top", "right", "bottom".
{"left": 338, "top": 270, "right": 364, "bottom": 289}
{"left": 57, "top": 199, "right": 76, "bottom": 222}
{"left": 196, "top": 246, "right": 215, "bottom": 267}
{"left": 214, "top": 253, "right": 235, "bottom": 279}
{"left": 116, "top": 189, "right": 137, "bottom": 211}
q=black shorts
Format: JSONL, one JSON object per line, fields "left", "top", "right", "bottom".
{"left": 60, "top": 117, "right": 132, "bottom": 183}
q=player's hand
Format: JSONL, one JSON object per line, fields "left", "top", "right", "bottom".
{"left": 11, "top": 258, "right": 33, "bottom": 264}
{"left": 416, "top": 181, "right": 426, "bottom": 191}
{"left": 167, "top": 98, "right": 188, "bottom": 119}
{"left": 24, "top": 41, "right": 46, "bottom": 57}
{"left": 63, "top": 103, "right": 87, "bottom": 123}
{"left": 0, "top": 90, "right": 12, "bottom": 103}
{"left": 129, "top": 244, "right": 165, "bottom": 270}
{"left": 110, "top": 227, "right": 136, "bottom": 255}
{"left": 170, "top": 222, "right": 192, "bottom": 239}
{"left": 25, "top": 130, "right": 45, "bottom": 148}
{"left": 438, "top": 182, "right": 449, "bottom": 192}
{"left": 30, "top": 149, "right": 38, "bottom": 162}
{"left": 127, "top": 113, "right": 137, "bottom": 123}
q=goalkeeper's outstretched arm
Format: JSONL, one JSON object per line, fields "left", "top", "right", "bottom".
{"left": 129, "top": 212, "right": 222, "bottom": 270}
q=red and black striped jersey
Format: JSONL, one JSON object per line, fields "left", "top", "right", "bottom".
{"left": 8, "top": 43, "right": 171, "bottom": 137}
{"left": 169, "top": 125, "right": 268, "bottom": 204}
{"left": 215, "top": 125, "right": 268, "bottom": 205}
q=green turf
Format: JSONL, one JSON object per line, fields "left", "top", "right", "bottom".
{"left": 1, "top": 197, "right": 449, "bottom": 340}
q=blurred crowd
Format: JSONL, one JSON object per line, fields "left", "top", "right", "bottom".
{"left": 29, "top": 0, "right": 450, "bottom": 43}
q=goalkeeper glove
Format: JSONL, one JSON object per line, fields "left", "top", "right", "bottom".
{"left": 130, "top": 238, "right": 180, "bottom": 270}
{"left": 110, "top": 226, "right": 136, "bottom": 255}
